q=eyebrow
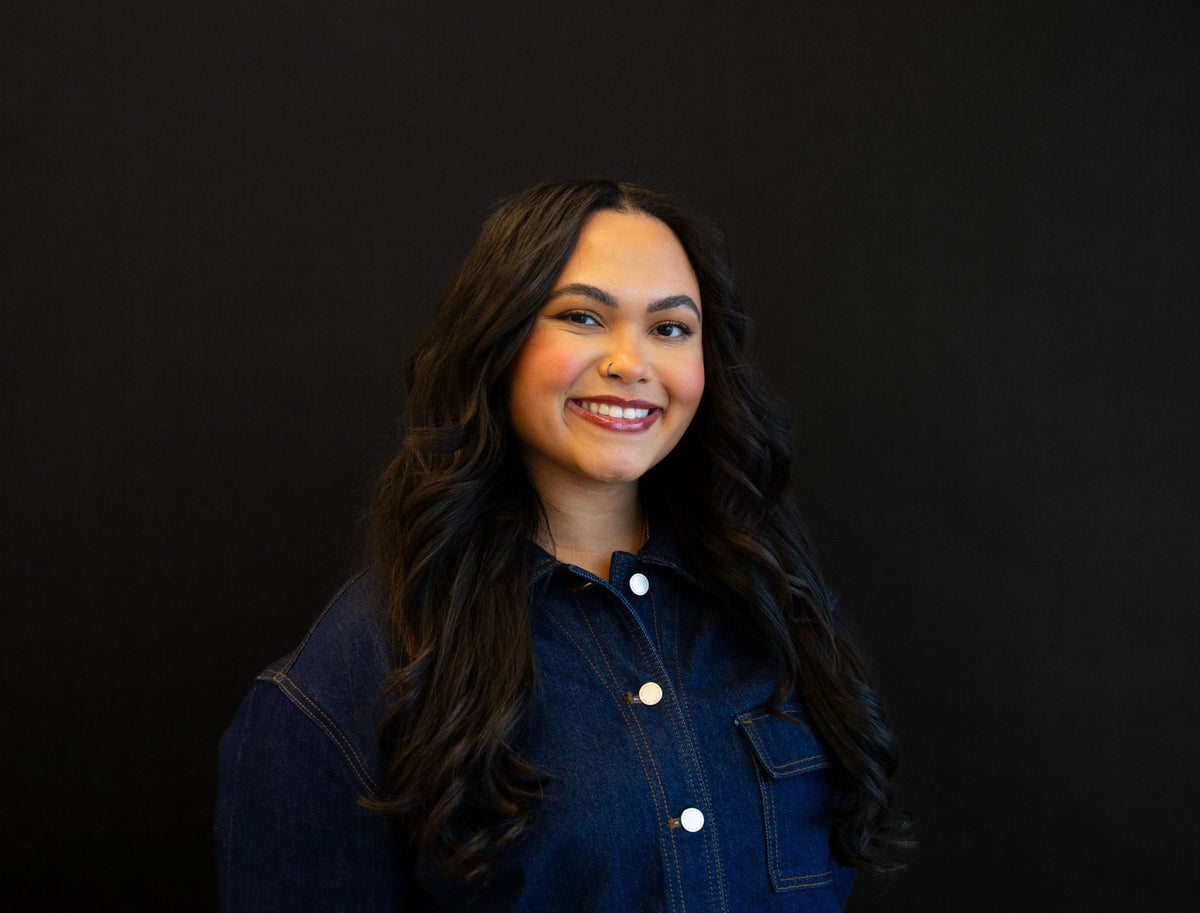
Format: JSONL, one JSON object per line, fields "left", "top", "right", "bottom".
{"left": 547, "top": 283, "right": 701, "bottom": 321}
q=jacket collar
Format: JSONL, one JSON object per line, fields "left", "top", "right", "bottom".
{"left": 523, "top": 510, "right": 711, "bottom": 594}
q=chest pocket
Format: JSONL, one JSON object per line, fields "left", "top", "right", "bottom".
{"left": 736, "top": 706, "right": 837, "bottom": 892}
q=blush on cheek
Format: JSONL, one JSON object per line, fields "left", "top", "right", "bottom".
{"left": 547, "top": 351, "right": 586, "bottom": 384}
{"left": 511, "top": 336, "right": 582, "bottom": 395}
{"left": 677, "top": 364, "right": 705, "bottom": 404}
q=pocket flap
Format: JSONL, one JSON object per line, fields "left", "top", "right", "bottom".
{"left": 736, "top": 707, "right": 830, "bottom": 778}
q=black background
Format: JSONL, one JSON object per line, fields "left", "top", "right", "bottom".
{"left": 4, "top": 1, "right": 1198, "bottom": 909}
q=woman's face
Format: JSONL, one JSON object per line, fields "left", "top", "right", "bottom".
{"left": 508, "top": 209, "right": 705, "bottom": 500}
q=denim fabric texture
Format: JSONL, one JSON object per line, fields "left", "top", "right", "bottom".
{"left": 217, "top": 521, "right": 854, "bottom": 911}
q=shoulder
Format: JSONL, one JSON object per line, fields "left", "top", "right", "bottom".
{"left": 266, "top": 569, "right": 392, "bottom": 706}
{"left": 217, "top": 571, "right": 406, "bottom": 907}
{"left": 223, "top": 569, "right": 393, "bottom": 798}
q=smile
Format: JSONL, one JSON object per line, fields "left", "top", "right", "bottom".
{"left": 576, "top": 399, "right": 651, "bottom": 419}
{"left": 567, "top": 398, "right": 662, "bottom": 431}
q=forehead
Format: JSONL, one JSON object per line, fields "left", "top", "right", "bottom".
{"left": 556, "top": 210, "right": 700, "bottom": 305}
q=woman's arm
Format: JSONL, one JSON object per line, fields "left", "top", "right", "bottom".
{"left": 216, "top": 680, "right": 406, "bottom": 911}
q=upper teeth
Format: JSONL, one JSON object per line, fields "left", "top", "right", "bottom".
{"left": 581, "top": 401, "right": 650, "bottom": 419}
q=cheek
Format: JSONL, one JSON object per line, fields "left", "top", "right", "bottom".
{"left": 673, "top": 358, "right": 706, "bottom": 411}
{"left": 510, "top": 334, "right": 588, "bottom": 399}
{"left": 511, "top": 335, "right": 566, "bottom": 391}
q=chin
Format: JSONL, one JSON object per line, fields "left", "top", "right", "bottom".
{"left": 585, "top": 461, "right": 652, "bottom": 485}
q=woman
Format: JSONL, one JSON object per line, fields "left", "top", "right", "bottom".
{"left": 218, "top": 179, "right": 908, "bottom": 911}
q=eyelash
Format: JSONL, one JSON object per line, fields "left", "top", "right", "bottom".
{"left": 559, "top": 310, "right": 601, "bottom": 326}
{"left": 652, "top": 321, "right": 693, "bottom": 338}
{"left": 555, "top": 310, "right": 695, "bottom": 338}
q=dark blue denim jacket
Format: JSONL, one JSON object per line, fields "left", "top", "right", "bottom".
{"left": 217, "top": 522, "right": 854, "bottom": 911}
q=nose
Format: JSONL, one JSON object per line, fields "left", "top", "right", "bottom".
{"left": 600, "top": 329, "right": 650, "bottom": 383}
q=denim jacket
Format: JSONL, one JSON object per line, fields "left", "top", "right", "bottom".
{"left": 217, "top": 521, "right": 854, "bottom": 911}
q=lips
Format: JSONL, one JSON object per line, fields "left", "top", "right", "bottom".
{"left": 567, "top": 397, "right": 662, "bottom": 431}
{"left": 577, "top": 399, "right": 651, "bottom": 419}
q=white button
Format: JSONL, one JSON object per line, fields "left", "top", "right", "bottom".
{"left": 638, "top": 682, "right": 663, "bottom": 706}
{"left": 629, "top": 572, "right": 649, "bottom": 596}
{"left": 679, "top": 807, "right": 705, "bottom": 833}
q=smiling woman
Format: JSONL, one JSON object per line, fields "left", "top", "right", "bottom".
{"left": 216, "top": 179, "right": 910, "bottom": 911}
{"left": 509, "top": 211, "right": 706, "bottom": 576}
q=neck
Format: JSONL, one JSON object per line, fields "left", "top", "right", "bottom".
{"left": 534, "top": 481, "right": 646, "bottom": 581}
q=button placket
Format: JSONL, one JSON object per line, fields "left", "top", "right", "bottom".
{"left": 621, "top": 571, "right": 662, "bottom": 709}
{"left": 584, "top": 561, "right": 720, "bottom": 901}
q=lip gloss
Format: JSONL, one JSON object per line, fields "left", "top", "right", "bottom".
{"left": 567, "top": 399, "right": 662, "bottom": 432}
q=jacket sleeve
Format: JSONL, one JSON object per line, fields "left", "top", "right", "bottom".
{"left": 216, "top": 680, "right": 406, "bottom": 911}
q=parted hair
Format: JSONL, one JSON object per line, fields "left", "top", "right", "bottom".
{"left": 370, "top": 178, "right": 910, "bottom": 879}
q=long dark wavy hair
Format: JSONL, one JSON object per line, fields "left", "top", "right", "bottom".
{"left": 371, "top": 178, "right": 910, "bottom": 880}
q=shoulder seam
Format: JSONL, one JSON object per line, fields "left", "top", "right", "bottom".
{"left": 258, "top": 669, "right": 385, "bottom": 800}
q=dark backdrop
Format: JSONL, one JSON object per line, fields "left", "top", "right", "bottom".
{"left": 4, "top": 1, "right": 1197, "bottom": 909}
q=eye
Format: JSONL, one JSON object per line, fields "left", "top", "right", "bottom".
{"left": 556, "top": 310, "right": 601, "bottom": 327}
{"left": 651, "top": 321, "right": 693, "bottom": 338}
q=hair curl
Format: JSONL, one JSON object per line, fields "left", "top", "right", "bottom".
{"left": 370, "top": 178, "right": 911, "bottom": 879}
